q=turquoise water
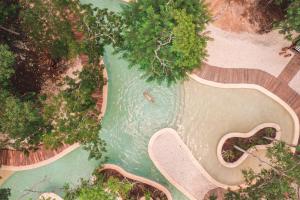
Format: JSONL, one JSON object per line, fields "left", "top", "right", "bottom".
{"left": 1, "top": 2, "right": 188, "bottom": 196}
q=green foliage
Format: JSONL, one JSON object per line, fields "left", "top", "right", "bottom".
{"left": 64, "top": 179, "right": 116, "bottom": 200}
{"left": 0, "top": 0, "right": 121, "bottom": 158}
{"left": 0, "top": 94, "right": 46, "bottom": 152}
{"left": 118, "top": 0, "right": 210, "bottom": 85}
{"left": 0, "top": 0, "right": 18, "bottom": 25}
{"left": 106, "top": 177, "right": 133, "bottom": 199}
{"left": 0, "top": 44, "right": 15, "bottom": 87}
{"left": 172, "top": 9, "right": 207, "bottom": 68}
{"left": 275, "top": 0, "right": 300, "bottom": 42}
{"left": 19, "top": 0, "right": 80, "bottom": 60}
{"left": 42, "top": 64, "right": 106, "bottom": 160}
{"left": 225, "top": 142, "right": 300, "bottom": 200}
{"left": 79, "top": 6, "right": 124, "bottom": 63}
{"left": 0, "top": 188, "right": 11, "bottom": 200}
{"left": 63, "top": 176, "right": 133, "bottom": 200}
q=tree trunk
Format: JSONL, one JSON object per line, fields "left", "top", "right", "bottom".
{"left": 0, "top": 25, "right": 20, "bottom": 36}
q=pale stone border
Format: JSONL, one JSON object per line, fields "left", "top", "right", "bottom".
{"left": 189, "top": 74, "right": 300, "bottom": 146}
{"left": 101, "top": 164, "right": 173, "bottom": 200}
{"left": 149, "top": 128, "right": 220, "bottom": 200}
{"left": 39, "top": 192, "right": 63, "bottom": 200}
{"left": 217, "top": 123, "right": 281, "bottom": 168}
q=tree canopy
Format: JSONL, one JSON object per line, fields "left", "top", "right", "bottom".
{"left": 0, "top": 188, "right": 11, "bottom": 200}
{"left": 0, "top": 44, "right": 14, "bottom": 86}
{"left": 0, "top": 0, "right": 122, "bottom": 160}
{"left": 225, "top": 142, "right": 300, "bottom": 200}
{"left": 275, "top": 0, "right": 300, "bottom": 44}
{"left": 117, "top": 0, "right": 210, "bottom": 85}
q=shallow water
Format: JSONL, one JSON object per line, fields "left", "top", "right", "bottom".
{"left": 180, "top": 78, "right": 296, "bottom": 185}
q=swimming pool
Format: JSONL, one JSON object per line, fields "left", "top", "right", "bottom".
{"left": 1, "top": 0, "right": 188, "bottom": 195}
{"left": 180, "top": 77, "right": 298, "bottom": 186}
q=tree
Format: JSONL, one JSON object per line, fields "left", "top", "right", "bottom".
{"left": 63, "top": 177, "right": 133, "bottom": 200}
{"left": 79, "top": 6, "right": 124, "bottom": 63}
{"left": 225, "top": 142, "right": 300, "bottom": 200}
{"left": 19, "top": 0, "right": 80, "bottom": 60}
{"left": 0, "top": 0, "right": 19, "bottom": 35}
{"left": 42, "top": 64, "right": 106, "bottom": 160}
{"left": 0, "top": 44, "right": 14, "bottom": 87}
{"left": 274, "top": 0, "right": 300, "bottom": 44}
{"left": 0, "top": 188, "right": 11, "bottom": 200}
{"left": 0, "top": 95, "right": 47, "bottom": 152}
{"left": 118, "top": 0, "right": 210, "bottom": 85}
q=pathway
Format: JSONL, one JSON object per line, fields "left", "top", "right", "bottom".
{"left": 194, "top": 54, "right": 300, "bottom": 132}
{"left": 206, "top": 24, "right": 294, "bottom": 77}
{"left": 148, "top": 128, "right": 217, "bottom": 200}
{"left": 0, "top": 144, "right": 70, "bottom": 166}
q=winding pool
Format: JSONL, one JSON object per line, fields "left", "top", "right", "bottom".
{"left": 1, "top": 3, "right": 188, "bottom": 196}
{"left": 2, "top": 0, "right": 299, "bottom": 199}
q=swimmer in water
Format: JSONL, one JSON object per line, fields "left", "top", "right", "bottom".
{"left": 143, "top": 90, "right": 154, "bottom": 103}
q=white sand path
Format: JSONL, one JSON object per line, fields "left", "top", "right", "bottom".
{"left": 148, "top": 128, "right": 217, "bottom": 200}
{"left": 206, "top": 24, "right": 293, "bottom": 77}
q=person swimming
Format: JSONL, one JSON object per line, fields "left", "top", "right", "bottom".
{"left": 143, "top": 90, "right": 154, "bottom": 103}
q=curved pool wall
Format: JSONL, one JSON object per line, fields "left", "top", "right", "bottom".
{"left": 179, "top": 77, "right": 297, "bottom": 186}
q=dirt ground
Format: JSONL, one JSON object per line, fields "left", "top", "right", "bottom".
{"left": 206, "top": 0, "right": 284, "bottom": 33}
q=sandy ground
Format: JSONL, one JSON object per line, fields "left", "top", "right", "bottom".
{"left": 0, "top": 170, "right": 14, "bottom": 185}
{"left": 289, "top": 71, "right": 300, "bottom": 94}
{"left": 206, "top": 24, "right": 293, "bottom": 77}
{"left": 148, "top": 128, "right": 217, "bottom": 200}
{"left": 206, "top": 0, "right": 282, "bottom": 33}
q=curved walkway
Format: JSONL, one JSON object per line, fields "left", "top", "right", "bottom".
{"left": 149, "top": 128, "right": 216, "bottom": 200}
{"left": 194, "top": 55, "right": 300, "bottom": 132}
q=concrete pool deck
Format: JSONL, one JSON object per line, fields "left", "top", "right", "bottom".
{"left": 149, "top": 128, "right": 217, "bottom": 200}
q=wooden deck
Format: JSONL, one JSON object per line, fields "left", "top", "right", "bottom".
{"left": 0, "top": 144, "right": 70, "bottom": 166}
{"left": 194, "top": 54, "right": 300, "bottom": 127}
{"left": 278, "top": 55, "right": 300, "bottom": 83}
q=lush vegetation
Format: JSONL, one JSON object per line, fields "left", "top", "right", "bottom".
{"left": 225, "top": 142, "right": 300, "bottom": 200}
{"left": 274, "top": 0, "right": 300, "bottom": 44}
{"left": 64, "top": 177, "right": 132, "bottom": 200}
{"left": 64, "top": 167, "right": 167, "bottom": 200}
{"left": 0, "top": 0, "right": 121, "bottom": 159}
{"left": 0, "top": 188, "right": 11, "bottom": 200}
{"left": 117, "top": 0, "right": 210, "bottom": 84}
{"left": 222, "top": 127, "right": 276, "bottom": 162}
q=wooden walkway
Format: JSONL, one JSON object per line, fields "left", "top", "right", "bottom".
{"left": 278, "top": 55, "right": 300, "bottom": 83}
{"left": 194, "top": 54, "right": 300, "bottom": 128}
{"left": 0, "top": 144, "right": 70, "bottom": 166}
